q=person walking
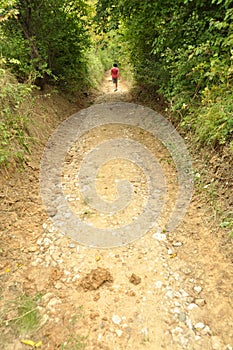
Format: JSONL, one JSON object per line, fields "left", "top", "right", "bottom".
{"left": 111, "top": 63, "right": 119, "bottom": 91}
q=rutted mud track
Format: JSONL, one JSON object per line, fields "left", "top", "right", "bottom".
{"left": 0, "top": 74, "right": 232, "bottom": 350}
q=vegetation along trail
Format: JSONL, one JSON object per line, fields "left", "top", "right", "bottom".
{"left": 0, "top": 0, "right": 232, "bottom": 349}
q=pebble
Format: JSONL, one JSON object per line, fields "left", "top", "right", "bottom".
{"left": 115, "top": 329, "right": 123, "bottom": 337}
{"left": 141, "top": 327, "right": 149, "bottom": 338}
{"left": 179, "top": 312, "right": 187, "bottom": 322}
{"left": 155, "top": 281, "right": 163, "bottom": 288}
{"left": 112, "top": 315, "right": 122, "bottom": 325}
{"left": 187, "top": 303, "right": 198, "bottom": 310}
{"left": 172, "top": 242, "right": 183, "bottom": 247}
{"left": 194, "top": 322, "right": 205, "bottom": 330}
{"left": 47, "top": 297, "right": 62, "bottom": 309}
{"left": 152, "top": 232, "right": 167, "bottom": 241}
{"left": 195, "top": 298, "right": 206, "bottom": 307}
{"left": 68, "top": 243, "right": 76, "bottom": 249}
{"left": 173, "top": 307, "right": 180, "bottom": 314}
{"left": 186, "top": 318, "right": 193, "bottom": 330}
{"left": 194, "top": 286, "right": 202, "bottom": 294}
{"left": 182, "top": 267, "right": 192, "bottom": 275}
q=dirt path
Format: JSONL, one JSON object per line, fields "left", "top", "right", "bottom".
{"left": 0, "top": 74, "right": 233, "bottom": 350}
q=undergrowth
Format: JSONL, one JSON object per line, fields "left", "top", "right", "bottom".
{"left": 0, "top": 293, "right": 42, "bottom": 343}
{"left": 0, "top": 60, "right": 32, "bottom": 167}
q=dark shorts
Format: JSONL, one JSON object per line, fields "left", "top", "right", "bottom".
{"left": 112, "top": 78, "right": 118, "bottom": 83}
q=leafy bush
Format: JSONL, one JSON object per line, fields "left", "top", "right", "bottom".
{"left": 0, "top": 60, "right": 32, "bottom": 166}
{"left": 95, "top": 0, "right": 233, "bottom": 148}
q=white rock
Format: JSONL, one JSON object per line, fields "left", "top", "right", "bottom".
{"left": 155, "top": 281, "right": 163, "bottom": 288}
{"left": 194, "top": 322, "right": 205, "bottom": 329}
{"left": 173, "top": 307, "right": 180, "bottom": 314}
{"left": 112, "top": 315, "right": 122, "bottom": 325}
{"left": 115, "top": 329, "right": 123, "bottom": 337}
{"left": 152, "top": 231, "right": 167, "bottom": 241}
{"left": 141, "top": 327, "right": 149, "bottom": 338}
{"left": 68, "top": 243, "right": 76, "bottom": 248}
{"left": 44, "top": 238, "right": 51, "bottom": 246}
{"left": 167, "top": 249, "right": 173, "bottom": 255}
{"left": 165, "top": 289, "right": 174, "bottom": 298}
{"left": 186, "top": 318, "right": 193, "bottom": 330}
{"left": 172, "top": 242, "right": 183, "bottom": 247}
{"left": 188, "top": 303, "right": 198, "bottom": 310}
{"left": 47, "top": 297, "right": 62, "bottom": 309}
{"left": 194, "top": 286, "right": 202, "bottom": 294}
{"left": 203, "top": 325, "right": 211, "bottom": 335}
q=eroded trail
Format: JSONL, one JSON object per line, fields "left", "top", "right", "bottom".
{"left": 0, "top": 75, "right": 233, "bottom": 350}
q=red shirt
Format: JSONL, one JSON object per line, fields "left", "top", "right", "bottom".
{"left": 111, "top": 67, "right": 119, "bottom": 79}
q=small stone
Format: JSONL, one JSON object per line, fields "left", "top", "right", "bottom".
{"left": 54, "top": 282, "right": 63, "bottom": 289}
{"left": 93, "top": 293, "right": 100, "bottom": 302}
{"left": 90, "top": 312, "right": 99, "bottom": 319}
{"left": 155, "top": 281, "right": 163, "bottom": 288}
{"left": 129, "top": 273, "right": 141, "bottom": 285}
{"left": 167, "top": 249, "right": 173, "bottom": 255}
{"left": 186, "top": 318, "right": 193, "bottom": 330}
{"left": 195, "top": 298, "right": 206, "bottom": 307}
{"left": 112, "top": 315, "right": 122, "bottom": 325}
{"left": 173, "top": 307, "right": 180, "bottom": 314}
{"left": 202, "top": 325, "right": 211, "bottom": 335}
{"left": 127, "top": 290, "right": 136, "bottom": 297}
{"left": 47, "top": 297, "right": 62, "bottom": 309}
{"left": 165, "top": 289, "right": 174, "bottom": 298}
{"left": 141, "top": 327, "right": 149, "bottom": 338}
{"left": 44, "top": 238, "right": 51, "bottom": 246}
{"left": 115, "top": 329, "right": 123, "bottom": 337}
{"left": 179, "top": 312, "right": 187, "bottom": 322}
{"left": 36, "top": 238, "right": 43, "bottom": 245}
{"left": 182, "top": 267, "right": 192, "bottom": 275}
{"left": 194, "top": 286, "right": 202, "bottom": 294}
{"left": 68, "top": 243, "right": 76, "bottom": 248}
{"left": 152, "top": 232, "right": 167, "bottom": 241}
{"left": 194, "top": 322, "right": 205, "bottom": 330}
{"left": 188, "top": 303, "right": 198, "bottom": 310}
{"left": 226, "top": 345, "right": 233, "bottom": 350}
{"left": 172, "top": 242, "right": 183, "bottom": 247}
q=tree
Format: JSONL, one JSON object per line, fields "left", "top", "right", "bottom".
{"left": 1, "top": 0, "right": 92, "bottom": 86}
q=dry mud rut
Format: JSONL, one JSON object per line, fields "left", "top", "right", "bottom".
{"left": 0, "top": 73, "right": 233, "bottom": 350}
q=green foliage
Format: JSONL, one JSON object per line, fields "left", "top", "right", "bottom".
{"left": 1, "top": 0, "right": 92, "bottom": 88}
{"left": 0, "top": 60, "right": 32, "bottom": 166}
{"left": 95, "top": 0, "right": 233, "bottom": 148}
{"left": 15, "top": 294, "right": 41, "bottom": 333}
{"left": 61, "top": 335, "right": 87, "bottom": 350}
{"left": 0, "top": 293, "right": 42, "bottom": 335}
